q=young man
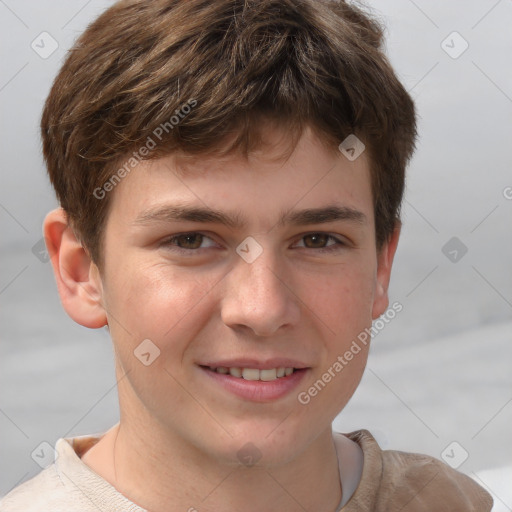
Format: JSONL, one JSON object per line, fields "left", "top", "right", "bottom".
{"left": 1, "top": 0, "right": 493, "bottom": 510}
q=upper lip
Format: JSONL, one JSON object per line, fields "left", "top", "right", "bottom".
{"left": 198, "top": 358, "right": 309, "bottom": 370}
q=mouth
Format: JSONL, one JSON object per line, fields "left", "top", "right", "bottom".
{"left": 203, "top": 366, "right": 297, "bottom": 381}
{"left": 197, "top": 361, "right": 309, "bottom": 402}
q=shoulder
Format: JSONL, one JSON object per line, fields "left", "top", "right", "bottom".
{"left": 0, "top": 463, "right": 78, "bottom": 512}
{"left": 345, "top": 430, "right": 493, "bottom": 512}
{"left": 0, "top": 435, "right": 142, "bottom": 512}
{"left": 380, "top": 448, "right": 493, "bottom": 511}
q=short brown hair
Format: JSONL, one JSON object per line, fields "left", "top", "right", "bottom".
{"left": 41, "top": 0, "right": 416, "bottom": 265}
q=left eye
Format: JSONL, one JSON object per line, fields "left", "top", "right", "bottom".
{"left": 162, "top": 233, "right": 217, "bottom": 250}
{"left": 295, "top": 233, "right": 344, "bottom": 250}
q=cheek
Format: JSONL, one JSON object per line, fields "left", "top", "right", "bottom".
{"left": 295, "top": 264, "right": 374, "bottom": 420}
{"left": 103, "top": 258, "right": 222, "bottom": 361}
{"left": 303, "top": 259, "right": 376, "bottom": 344}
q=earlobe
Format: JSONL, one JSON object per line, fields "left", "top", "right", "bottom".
{"left": 371, "top": 223, "right": 401, "bottom": 320}
{"left": 43, "top": 208, "right": 107, "bottom": 329}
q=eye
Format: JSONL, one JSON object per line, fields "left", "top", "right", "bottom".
{"left": 294, "top": 233, "right": 345, "bottom": 251}
{"left": 161, "top": 232, "right": 218, "bottom": 251}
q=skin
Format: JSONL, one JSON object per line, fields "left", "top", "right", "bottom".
{"left": 44, "top": 125, "right": 400, "bottom": 512}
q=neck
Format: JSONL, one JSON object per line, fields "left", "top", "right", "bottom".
{"left": 83, "top": 419, "right": 343, "bottom": 512}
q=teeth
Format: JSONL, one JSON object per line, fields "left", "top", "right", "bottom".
{"left": 213, "top": 366, "right": 296, "bottom": 381}
{"left": 242, "top": 368, "right": 260, "bottom": 380}
{"left": 229, "top": 367, "right": 243, "bottom": 378}
{"left": 260, "top": 369, "right": 277, "bottom": 381}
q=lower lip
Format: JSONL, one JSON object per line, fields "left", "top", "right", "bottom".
{"left": 199, "top": 366, "right": 309, "bottom": 402}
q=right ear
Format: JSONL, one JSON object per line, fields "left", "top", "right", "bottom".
{"left": 43, "top": 208, "right": 107, "bottom": 329}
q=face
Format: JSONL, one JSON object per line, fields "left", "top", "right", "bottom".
{"left": 96, "top": 125, "right": 394, "bottom": 466}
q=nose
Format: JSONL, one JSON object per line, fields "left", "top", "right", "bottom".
{"left": 220, "top": 252, "right": 301, "bottom": 337}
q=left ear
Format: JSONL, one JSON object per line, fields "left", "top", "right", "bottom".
{"left": 43, "top": 208, "right": 107, "bottom": 329}
{"left": 372, "top": 222, "right": 401, "bottom": 319}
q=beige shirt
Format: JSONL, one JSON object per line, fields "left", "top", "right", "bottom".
{"left": 0, "top": 429, "right": 492, "bottom": 511}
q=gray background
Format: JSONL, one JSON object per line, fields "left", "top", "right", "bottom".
{"left": 1, "top": 0, "right": 511, "bottom": 507}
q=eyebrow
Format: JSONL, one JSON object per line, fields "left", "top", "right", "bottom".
{"left": 134, "top": 204, "right": 367, "bottom": 229}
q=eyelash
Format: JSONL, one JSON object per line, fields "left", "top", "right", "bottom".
{"left": 160, "top": 232, "right": 347, "bottom": 254}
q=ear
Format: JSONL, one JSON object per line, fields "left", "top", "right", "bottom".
{"left": 43, "top": 208, "right": 107, "bottom": 328}
{"left": 372, "top": 223, "right": 401, "bottom": 319}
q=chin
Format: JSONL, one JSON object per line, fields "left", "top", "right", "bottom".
{"left": 204, "top": 423, "right": 312, "bottom": 469}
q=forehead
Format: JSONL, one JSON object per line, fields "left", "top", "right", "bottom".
{"left": 106, "top": 126, "right": 374, "bottom": 228}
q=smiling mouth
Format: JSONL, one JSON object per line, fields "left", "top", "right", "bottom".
{"left": 202, "top": 366, "right": 297, "bottom": 381}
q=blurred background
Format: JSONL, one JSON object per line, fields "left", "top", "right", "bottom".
{"left": 1, "top": 0, "right": 511, "bottom": 507}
